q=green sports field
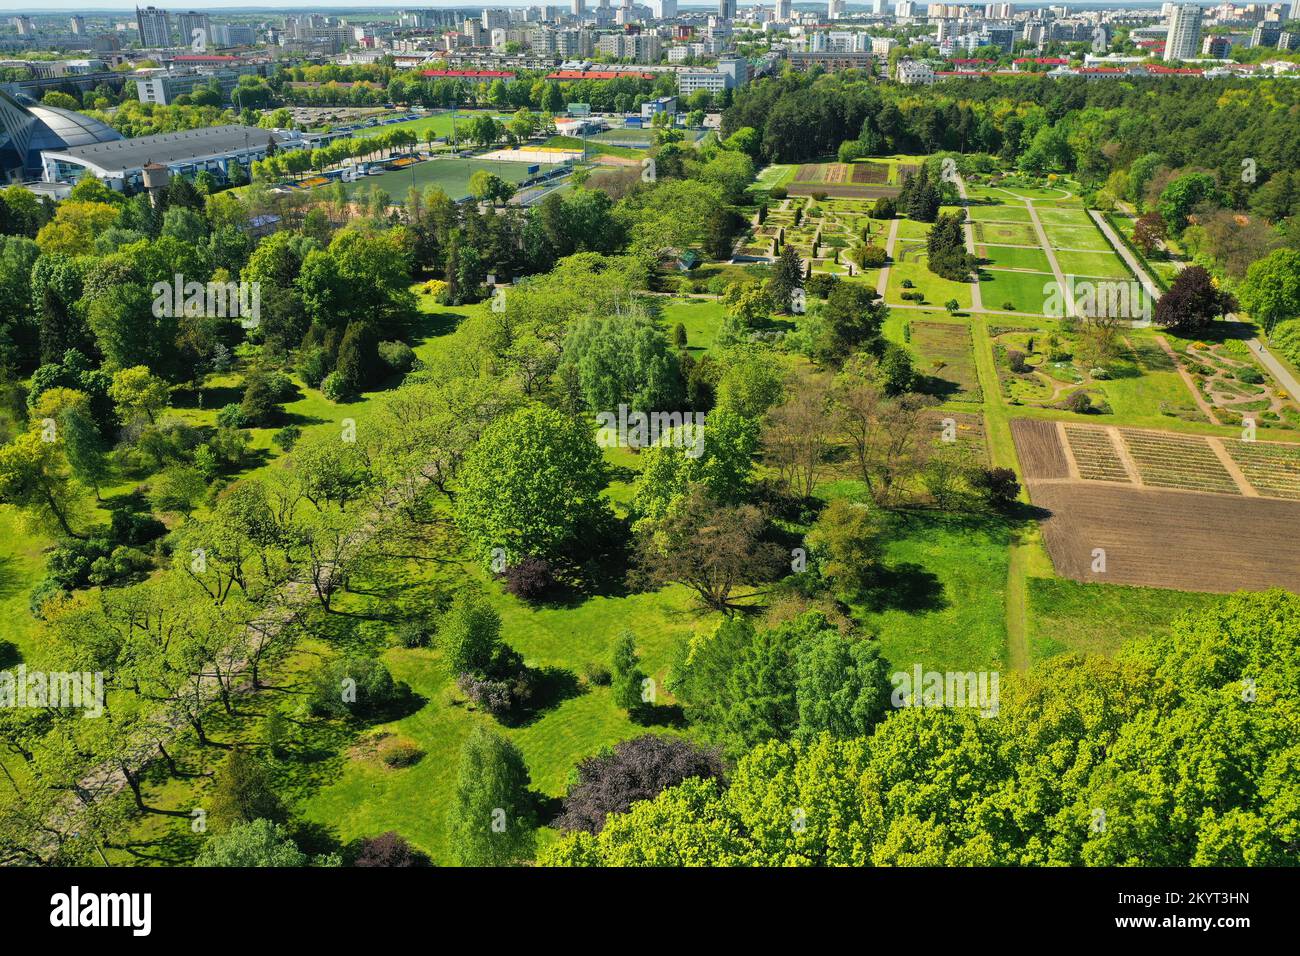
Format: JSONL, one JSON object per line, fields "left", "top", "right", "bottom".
{"left": 340, "top": 157, "right": 561, "bottom": 202}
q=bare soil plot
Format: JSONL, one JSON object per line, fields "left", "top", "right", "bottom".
{"left": 1028, "top": 481, "right": 1300, "bottom": 592}
{"left": 1118, "top": 428, "right": 1241, "bottom": 495}
{"left": 1010, "top": 419, "right": 1071, "bottom": 479}
{"left": 850, "top": 162, "right": 889, "bottom": 183}
{"left": 794, "top": 163, "right": 826, "bottom": 184}
{"left": 788, "top": 183, "right": 901, "bottom": 199}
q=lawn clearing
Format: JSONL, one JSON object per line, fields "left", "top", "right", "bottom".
{"left": 981, "top": 245, "right": 1052, "bottom": 273}
{"left": 980, "top": 270, "right": 1055, "bottom": 314}
{"left": 972, "top": 221, "right": 1040, "bottom": 246}
{"left": 853, "top": 511, "right": 1009, "bottom": 673}
{"left": 910, "top": 320, "right": 983, "bottom": 403}
{"left": 341, "top": 156, "right": 559, "bottom": 202}
{"left": 1054, "top": 249, "right": 1132, "bottom": 279}
{"left": 1026, "top": 577, "right": 1220, "bottom": 661}
{"left": 968, "top": 203, "right": 1034, "bottom": 223}
{"left": 1043, "top": 224, "right": 1113, "bottom": 252}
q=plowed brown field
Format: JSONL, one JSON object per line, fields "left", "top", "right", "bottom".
{"left": 1028, "top": 482, "right": 1300, "bottom": 592}
{"left": 1010, "top": 419, "right": 1070, "bottom": 479}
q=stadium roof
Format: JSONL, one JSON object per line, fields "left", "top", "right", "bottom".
{"left": 43, "top": 124, "right": 279, "bottom": 173}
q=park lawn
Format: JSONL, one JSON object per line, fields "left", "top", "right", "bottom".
{"left": 910, "top": 320, "right": 982, "bottom": 403}
{"left": 341, "top": 157, "right": 558, "bottom": 203}
{"left": 980, "top": 270, "right": 1055, "bottom": 314}
{"left": 893, "top": 218, "right": 934, "bottom": 241}
{"left": 0, "top": 507, "right": 53, "bottom": 664}
{"left": 656, "top": 296, "right": 726, "bottom": 354}
{"left": 1026, "top": 577, "right": 1221, "bottom": 662}
{"left": 886, "top": 259, "right": 974, "bottom": 311}
{"left": 1044, "top": 224, "right": 1113, "bottom": 252}
{"left": 301, "top": 581, "right": 712, "bottom": 863}
{"left": 1034, "top": 206, "right": 1095, "bottom": 228}
{"left": 968, "top": 203, "right": 1034, "bottom": 223}
{"left": 1095, "top": 332, "right": 1205, "bottom": 424}
{"left": 997, "top": 186, "right": 1074, "bottom": 201}
{"left": 982, "top": 244, "right": 1052, "bottom": 272}
{"left": 1055, "top": 249, "right": 1132, "bottom": 279}
{"left": 972, "top": 221, "right": 1039, "bottom": 246}
{"left": 852, "top": 511, "right": 1010, "bottom": 673}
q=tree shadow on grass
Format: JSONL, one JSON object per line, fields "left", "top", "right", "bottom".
{"left": 630, "top": 702, "right": 688, "bottom": 729}
{"left": 533, "top": 792, "right": 565, "bottom": 828}
{"left": 861, "top": 561, "right": 947, "bottom": 614}
{"left": 112, "top": 830, "right": 203, "bottom": 866}
{"left": 500, "top": 666, "right": 583, "bottom": 728}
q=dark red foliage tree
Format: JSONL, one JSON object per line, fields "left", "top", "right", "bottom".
{"left": 353, "top": 831, "right": 422, "bottom": 867}
{"left": 1154, "top": 266, "right": 1237, "bottom": 331}
{"left": 555, "top": 735, "right": 726, "bottom": 834}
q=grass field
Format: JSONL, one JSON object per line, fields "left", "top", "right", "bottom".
{"left": 1054, "top": 249, "right": 1132, "bottom": 279}
{"left": 856, "top": 511, "right": 1010, "bottom": 673}
{"left": 911, "top": 320, "right": 983, "bottom": 402}
{"left": 1026, "top": 577, "right": 1220, "bottom": 661}
{"left": 981, "top": 245, "right": 1053, "bottom": 272}
{"left": 1043, "top": 224, "right": 1113, "bottom": 252}
{"left": 968, "top": 203, "right": 1034, "bottom": 223}
{"left": 656, "top": 297, "right": 726, "bottom": 354}
{"left": 886, "top": 259, "right": 974, "bottom": 311}
{"left": 341, "top": 156, "right": 560, "bottom": 202}
{"left": 980, "top": 270, "right": 1054, "bottom": 313}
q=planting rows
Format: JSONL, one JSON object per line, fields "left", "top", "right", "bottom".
{"left": 927, "top": 410, "right": 988, "bottom": 464}
{"left": 1118, "top": 429, "right": 1240, "bottom": 495}
{"left": 1064, "top": 425, "right": 1130, "bottom": 483}
{"left": 1223, "top": 440, "right": 1300, "bottom": 499}
{"left": 850, "top": 162, "right": 889, "bottom": 183}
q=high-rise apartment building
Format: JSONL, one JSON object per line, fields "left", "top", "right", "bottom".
{"left": 136, "top": 6, "right": 173, "bottom": 48}
{"left": 1164, "top": 4, "right": 1203, "bottom": 61}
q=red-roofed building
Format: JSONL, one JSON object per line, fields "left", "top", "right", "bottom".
{"left": 544, "top": 70, "right": 656, "bottom": 81}
{"left": 1146, "top": 64, "right": 1203, "bottom": 75}
{"left": 421, "top": 69, "right": 517, "bottom": 79}
{"left": 1013, "top": 57, "right": 1069, "bottom": 70}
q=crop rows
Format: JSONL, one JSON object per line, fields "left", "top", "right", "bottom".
{"left": 1119, "top": 429, "right": 1240, "bottom": 495}
{"left": 1063, "top": 425, "right": 1130, "bottom": 483}
{"left": 1223, "top": 440, "right": 1300, "bottom": 499}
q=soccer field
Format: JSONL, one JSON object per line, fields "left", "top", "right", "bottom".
{"left": 340, "top": 157, "right": 561, "bottom": 202}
